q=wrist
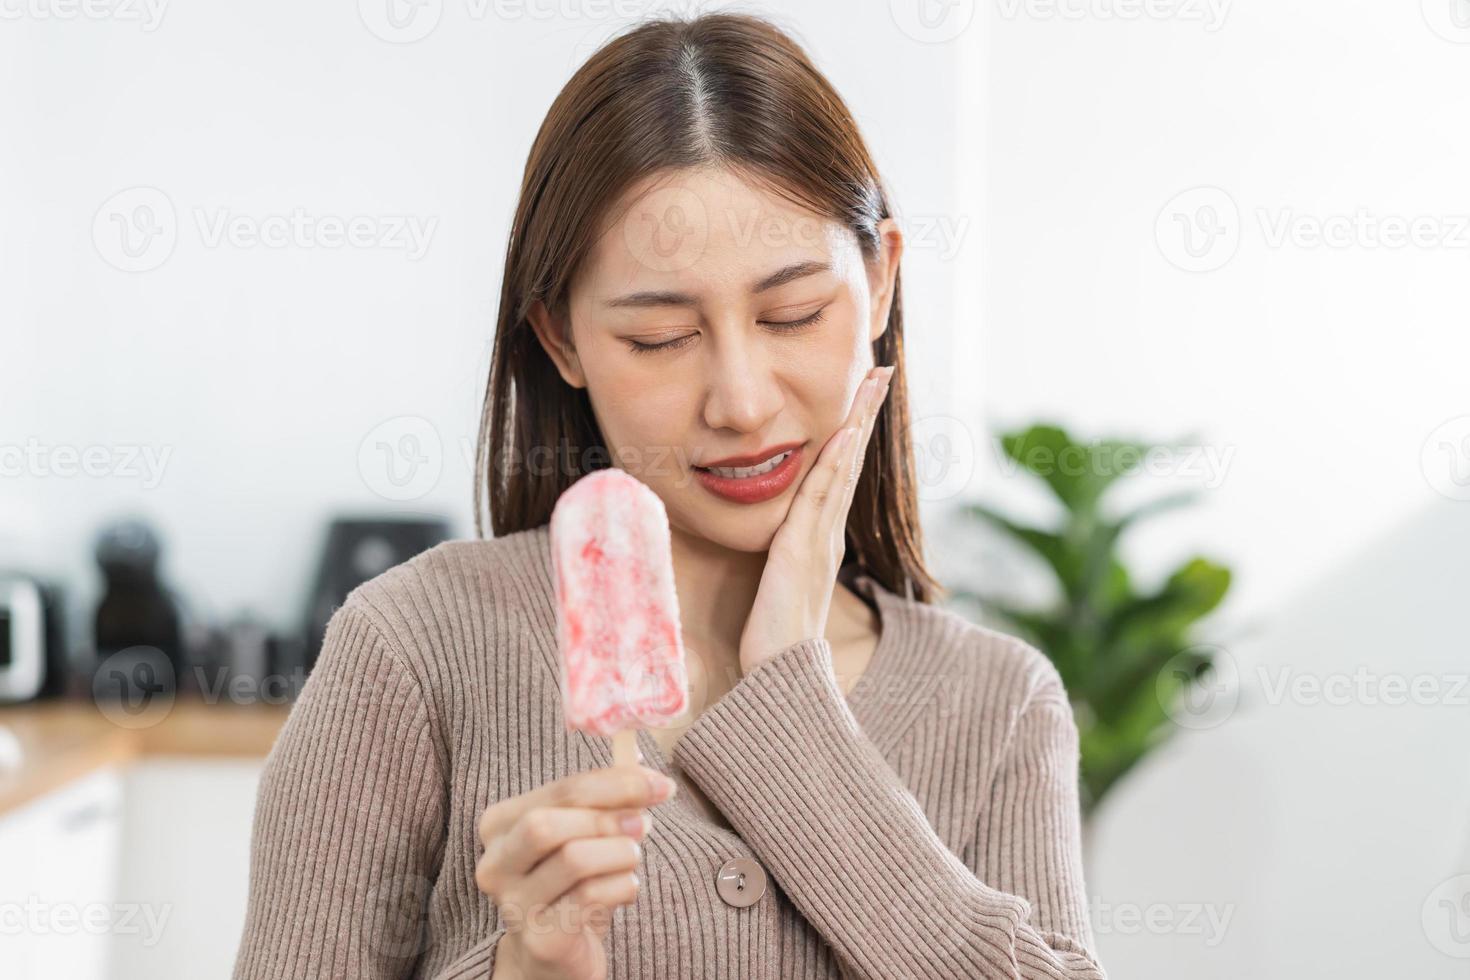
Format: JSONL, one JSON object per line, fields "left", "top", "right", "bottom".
{"left": 490, "top": 933, "right": 525, "bottom": 980}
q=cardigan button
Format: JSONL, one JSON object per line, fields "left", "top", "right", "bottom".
{"left": 715, "top": 857, "right": 766, "bottom": 908}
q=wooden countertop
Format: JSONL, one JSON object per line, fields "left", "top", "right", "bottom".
{"left": 0, "top": 698, "right": 293, "bottom": 816}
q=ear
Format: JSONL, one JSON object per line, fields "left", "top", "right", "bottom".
{"left": 528, "top": 299, "right": 587, "bottom": 389}
{"left": 865, "top": 217, "right": 904, "bottom": 344}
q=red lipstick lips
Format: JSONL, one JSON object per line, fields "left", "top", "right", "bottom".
{"left": 697, "top": 441, "right": 804, "bottom": 469}
{"left": 692, "top": 443, "right": 805, "bottom": 504}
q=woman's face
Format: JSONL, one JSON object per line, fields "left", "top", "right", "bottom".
{"left": 531, "top": 166, "right": 902, "bottom": 553}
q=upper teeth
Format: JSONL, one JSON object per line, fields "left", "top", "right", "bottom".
{"left": 703, "top": 450, "right": 791, "bottom": 479}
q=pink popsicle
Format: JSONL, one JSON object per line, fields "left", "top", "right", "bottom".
{"left": 550, "top": 469, "right": 689, "bottom": 763}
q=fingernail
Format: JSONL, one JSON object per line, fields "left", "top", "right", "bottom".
{"left": 621, "top": 811, "right": 645, "bottom": 836}
{"left": 648, "top": 772, "right": 674, "bottom": 798}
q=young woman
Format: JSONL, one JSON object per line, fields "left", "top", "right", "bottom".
{"left": 232, "top": 14, "right": 1105, "bottom": 980}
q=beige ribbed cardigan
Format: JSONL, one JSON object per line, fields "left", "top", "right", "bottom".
{"left": 230, "top": 523, "right": 1106, "bottom": 979}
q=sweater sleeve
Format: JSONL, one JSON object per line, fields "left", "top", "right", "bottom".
{"left": 671, "top": 636, "right": 1107, "bottom": 980}
{"left": 231, "top": 600, "right": 507, "bottom": 979}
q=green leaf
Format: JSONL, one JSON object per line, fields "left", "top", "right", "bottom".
{"left": 956, "top": 423, "right": 1234, "bottom": 816}
{"left": 998, "top": 424, "right": 1153, "bottom": 518}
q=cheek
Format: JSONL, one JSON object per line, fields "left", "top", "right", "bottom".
{"left": 807, "top": 299, "right": 873, "bottom": 404}
{"left": 585, "top": 362, "right": 691, "bottom": 449}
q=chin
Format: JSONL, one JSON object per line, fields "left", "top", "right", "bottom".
{"left": 671, "top": 498, "right": 787, "bottom": 553}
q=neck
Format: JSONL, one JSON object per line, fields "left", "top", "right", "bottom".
{"left": 667, "top": 523, "right": 766, "bottom": 685}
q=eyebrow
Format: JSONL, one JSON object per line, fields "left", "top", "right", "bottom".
{"left": 603, "top": 260, "right": 831, "bottom": 309}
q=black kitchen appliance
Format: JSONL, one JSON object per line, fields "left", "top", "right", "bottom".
{"left": 292, "top": 517, "right": 451, "bottom": 678}
{"left": 0, "top": 574, "right": 69, "bottom": 703}
{"left": 89, "top": 518, "right": 185, "bottom": 703}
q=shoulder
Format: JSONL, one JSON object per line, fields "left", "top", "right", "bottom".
{"left": 331, "top": 524, "right": 552, "bottom": 673}
{"left": 905, "top": 605, "right": 1081, "bottom": 777}
{"left": 901, "top": 597, "right": 1070, "bottom": 718}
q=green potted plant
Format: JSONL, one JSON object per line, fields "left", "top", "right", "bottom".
{"left": 950, "top": 423, "right": 1232, "bottom": 818}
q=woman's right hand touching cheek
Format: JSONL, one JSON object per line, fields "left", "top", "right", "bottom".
{"left": 478, "top": 764, "right": 677, "bottom": 980}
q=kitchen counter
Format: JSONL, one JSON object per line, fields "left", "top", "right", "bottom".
{"left": 0, "top": 699, "right": 293, "bottom": 816}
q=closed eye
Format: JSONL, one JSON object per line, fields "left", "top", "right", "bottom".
{"left": 625, "top": 307, "right": 828, "bottom": 356}
{"left": 760, "top": 307, "right": 826, "bottom": 331}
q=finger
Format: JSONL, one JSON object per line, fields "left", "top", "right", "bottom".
{"left": 841, "top": 365, "right": 887, "bottom": 431}
{"left": 493, "top": 805, "right": 652, "bottom": 881}
{"left": 830, "top": 365, "right": 893, "bottom": 520}
{"left": 553, "top": 868, "right": 642, "bottom": 940}
{"left": 479, "top": 765, "right": 672, "bottom": 842}
{"left": 792, "top": 422, "right": 858, "bottom": 522}
{"left": 817, "top": 367, "right": 893, "bottom": 537}
{"left": 788, "top": 370, "right": 880, "bottom": 517}
{"left": 509, "top": 834, "right": 643, "bottom": 919}
{"left": 497, "top": 867, "right": 639, "bottom": 958}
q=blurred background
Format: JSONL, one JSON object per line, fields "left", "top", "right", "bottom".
{"left": 3, "top": 1, "right": 1467, "bottom": 977}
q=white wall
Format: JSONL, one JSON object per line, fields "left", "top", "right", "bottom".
{"left": 970, "top": 2, "right": 1470, "bottom": 975}
{"left": 1088, "top": 499, "right": 1470, "bottom": 977}
{"left": 974, "top": 0, "right": 1470, "bottom": 617}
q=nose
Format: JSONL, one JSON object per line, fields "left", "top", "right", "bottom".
{"left": 699, "top": 328, "right": 784, "bottom": 434}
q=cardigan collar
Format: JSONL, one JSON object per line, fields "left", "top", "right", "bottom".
{"left": 519, "top": 522, "right": 946, "bottom": 754}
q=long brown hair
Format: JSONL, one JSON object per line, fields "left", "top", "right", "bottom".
{"left": 473, "top": 12, "right": 945, "bottom": 605}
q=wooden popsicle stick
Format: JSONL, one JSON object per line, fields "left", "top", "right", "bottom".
{"left": 611, "top": 728, "right": 639, "bottom": 768}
